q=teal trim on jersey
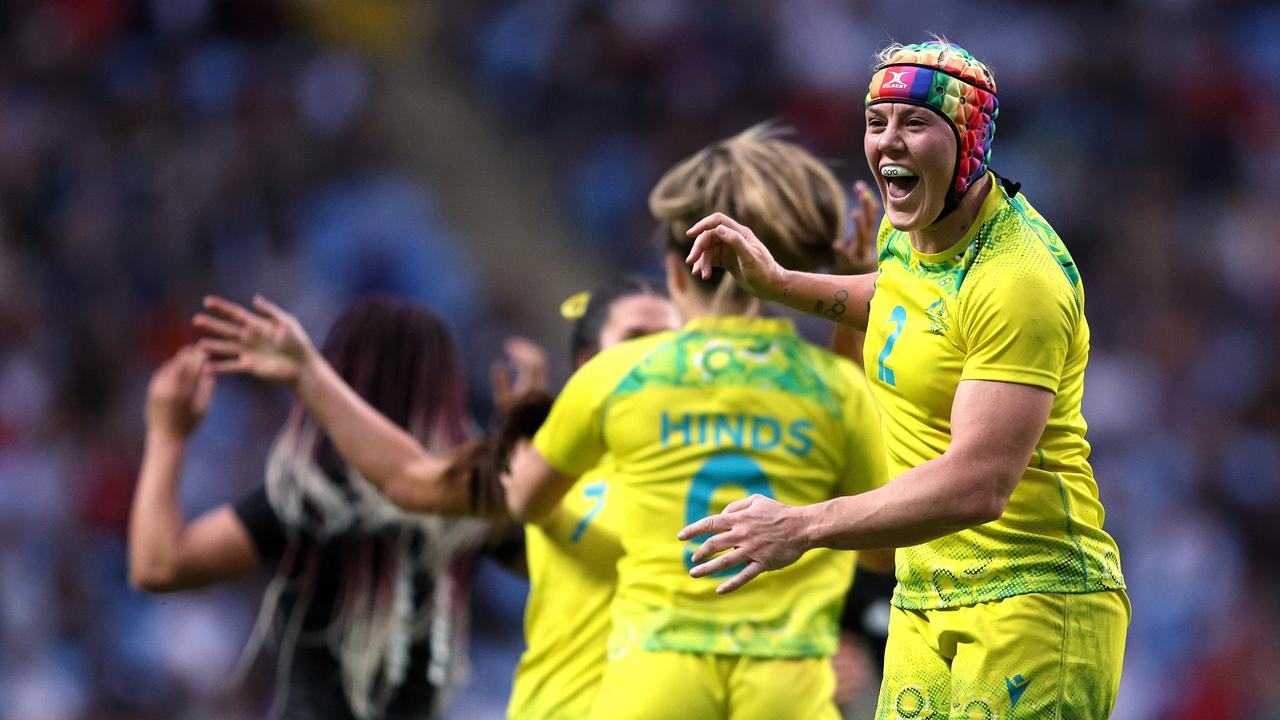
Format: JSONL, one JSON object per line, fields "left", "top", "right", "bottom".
{"left": 1007, "top": 192, "right": 1084, "bottom": 310}
{"left": 878, "top": 225, "right": 986, "bottom": 299}
{"left": 609, "top": 329, "right": 841, "bottom": 418}
{"left": 1054, "top": 472, "right": 1089, "bottom": 590}
{"left": 1035, "top": 445, "right": 1047, "bottom": 471}
{"left": 878, "top": 187, "right": 1083, "bottom": 308}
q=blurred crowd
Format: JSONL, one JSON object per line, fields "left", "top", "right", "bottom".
{"left": 0, "top": 1, "right": 491, "bottom": 718}
{"left": 0, "top": 0, "right": 1277, "bottom": 719}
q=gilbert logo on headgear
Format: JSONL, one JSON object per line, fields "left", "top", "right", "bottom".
{"left": 884, "top": 70, "right": 911, "bottom": 89}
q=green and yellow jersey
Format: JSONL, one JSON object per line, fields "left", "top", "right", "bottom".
{"left": 864, "top": 175, "right": 1125, "bottom": 610}
{"left": 533, "top": 315, "right": 888, "bottom": 660}
{"left": 508, "top": 461, "right": 620, "bottom": 720}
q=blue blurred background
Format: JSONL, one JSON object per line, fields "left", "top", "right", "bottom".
{"left": 1, "top": 1, "right": 1278, "bottom": 718}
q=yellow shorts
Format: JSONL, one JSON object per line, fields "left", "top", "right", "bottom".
{"left": 590, "top": 649, "right": 839, "bottom": 720}
{"left": 876, "top": 590, "right": 1129, "bottom": 720}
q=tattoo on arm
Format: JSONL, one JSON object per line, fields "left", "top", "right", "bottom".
{"left": 828, "top": 289, "right": 848, "bottom": 317}
{"left": 813, "top": 289, "right": 849, "bottom": 317}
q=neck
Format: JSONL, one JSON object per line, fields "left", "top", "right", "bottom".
{"left": 908, "top": 173, "right": 993, "bottom": 255}
{"left": 678, "top": 290, "right": 758, "bottom": 322}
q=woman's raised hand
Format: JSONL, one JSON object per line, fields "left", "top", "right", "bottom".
{"left": 491, "top": 337, "right": 550, "bottom": 414}
{"left": 145, "top": 345, "right": 215, "bottom": 439}
{"left": 833, "top": 181, "right": 880, "bottom": 275}
{"left": 194, "top": 295, "right": 316, "bottom": 387}
{"left": 684, "top": 213, "right": 787, "bottom": 300}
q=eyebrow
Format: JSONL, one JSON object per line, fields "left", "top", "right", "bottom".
{"left": 866, "top": 105, "right": 934, "bottom": 121}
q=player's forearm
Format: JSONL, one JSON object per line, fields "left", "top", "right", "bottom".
{"left": 772, "top": 269, "right": 876, "bottom": 330}
{"left": 800, "top": 454, "right": 1008, "bottom": 551}
{"left": 293, "top": 352, "right": 452, "bottom": 512}
{"left": 128, "top": 433, "right": 188, "bottom": 590}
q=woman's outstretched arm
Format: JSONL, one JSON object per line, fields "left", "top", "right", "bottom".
{"left": 195, "top": 296, "right": 480, "bottom": 516}
{"left": 128, "top": 346, "right": 260, "bottom": 592}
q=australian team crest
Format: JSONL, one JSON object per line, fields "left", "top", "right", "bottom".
{"left": 926, "top": 298, "right": 950, "bottom": 334}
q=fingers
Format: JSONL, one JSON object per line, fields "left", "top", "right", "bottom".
{"left": 685, "top": 212, "right": 750, "bottom": 240}
{"left": 721, "top": 496, "right": 755, "bottom": 514}
{"left": 490, "top": 359, "right": 511, "bottom": 406}
{"left": 685, "top": 230, "right": 719, "bottom": 275}
{"left": 856, "top": 182, "right": 878, "bottom": 237}
{"left": 174, "top": 345, "right": 204, "bottom": 393}
{"left": 194, "top": 364, "right": 216, "bottom": 407}
{"left": 689, "top": 547, "right": 748, "bottom": 579}
{"left": 716, "top": 560, "right": 765, "bottom": 594}
{"left": 252, "top": 294, "right": 289, "bottom": 323}
{"left": 192, "top": 312, "right": 242, "bottom": 340}
{"left": 505, "top": 337, "right": 549, "bottom": 391}
{"left": 689, "top": 529, "right": 738, "bottom": 564}
{"left": 206, "top": 357, "right": 252, "bottom": 375}
{"left": 677, "top": 513, "right": 726, "bottom": 541}
{"left": 198, "top": 337, "right": 243, "bottom": 358}
{"left": 203, "top": 295, "right": 254, "bottom": 325}
{"left": 690, "top": 227, "right": 742, "bottom": 280}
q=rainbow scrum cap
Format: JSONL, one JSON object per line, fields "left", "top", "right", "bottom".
{"left": 867, "top": 41, "right": 998, "bottom": 219}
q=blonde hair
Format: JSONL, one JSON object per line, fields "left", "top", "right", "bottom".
{"left": 649, "top": 123, "right": 844, "bottom": 278}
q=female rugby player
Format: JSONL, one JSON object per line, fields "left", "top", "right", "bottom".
{"left": 506, "top": 125, "right": 890, "bottom": 720}
{"left": 130, "top": 297, "right": 486, "bottom": 720}
{"left": 681, "top": 40, "right": 1128, "bottom": 719}
{"left": 507, "top": 278, "right": 679, "bottom": 719}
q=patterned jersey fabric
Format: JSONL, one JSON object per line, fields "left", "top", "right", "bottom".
{"left": 864, "top": 175, "right": 1125, "bottom": 610}
{"left": 534, "top": 315, "right": 888, "bottom": 658}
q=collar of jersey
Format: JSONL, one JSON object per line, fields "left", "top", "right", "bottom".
{"left": 683, "top": 314, "right": 797, "bottom": 336}
{"left": 908, "top": 172, "right": 1005, "bottom": 265}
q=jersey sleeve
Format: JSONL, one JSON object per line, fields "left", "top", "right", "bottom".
{"left": 957, "top": 260, "right": 1077, "bottom": 393}
{"left": 533, "top": 346, "right": 634, "bottom": 478}
{"left": 232, "top": 486, "right": 288, "bottom": 562}
{"left": 837, "top": 369, "right": 891, "bottom": 497}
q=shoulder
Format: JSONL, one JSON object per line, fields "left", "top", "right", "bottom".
{"left": 561, "top": 330, "right": 677, "bottom": 404}
{"left": 576, "top": 330, "right": 674, "bottom": 378}
{"left": 961, "top": 191, "right": 1082, "bottom": 314}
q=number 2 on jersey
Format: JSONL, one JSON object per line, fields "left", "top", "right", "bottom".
{"left": 570, "top": 481, "right": 607, "bottom": 544}
{"left": 683, "top": 453, "right": 774, "bottom": 578}
{"left": 877, "top": 305, "right": 907, "bottom": 386}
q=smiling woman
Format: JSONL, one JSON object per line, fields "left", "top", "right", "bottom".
{"left": 864, "top": 104, "right": 959, "bottom": 234}
{"left": 682, "top": 38, "right": 1129, "bottom": 720}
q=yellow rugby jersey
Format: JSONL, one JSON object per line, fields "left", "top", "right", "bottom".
{"left": 508, "top": 462, "right": 620, "bottom": 720}
{"left": 533, "top": 315, "right": 888, "bottom": 659}
{"left": 864, "top": 175, "right": 1125, "bottom": 610}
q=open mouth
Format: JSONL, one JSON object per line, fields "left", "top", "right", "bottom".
{"left": 881, "top": 165, "right": 919, "bottom": 201}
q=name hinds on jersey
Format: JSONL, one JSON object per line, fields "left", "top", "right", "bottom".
{"left": 659, "top": 411, "right": 814, "bottom": 458}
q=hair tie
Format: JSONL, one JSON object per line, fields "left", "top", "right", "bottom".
{"left": 560, "top": 291, "right": 591, "bottom": 320}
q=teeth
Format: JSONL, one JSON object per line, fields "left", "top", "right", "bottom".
{"left": 881, "top": 165, "right": 917, "bottom": 178}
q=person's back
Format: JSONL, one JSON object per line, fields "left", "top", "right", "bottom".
{"left": 504, "top": 124, "right": 890, "bottom": 719}
{"left": 535, "top": 315, "right": 885, "bottom": 718}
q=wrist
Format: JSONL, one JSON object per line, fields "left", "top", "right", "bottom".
{"left": 292, "top": 345, "right": 324, "bottom": 392}
{"left": 764, "top": 267, "right": 794, "bottom": 303}
{"left": 144, "top": 429, "right": 189, "bottom": 452}
{"left": 792, "top": 501, "right": 824, "bottom": 552}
